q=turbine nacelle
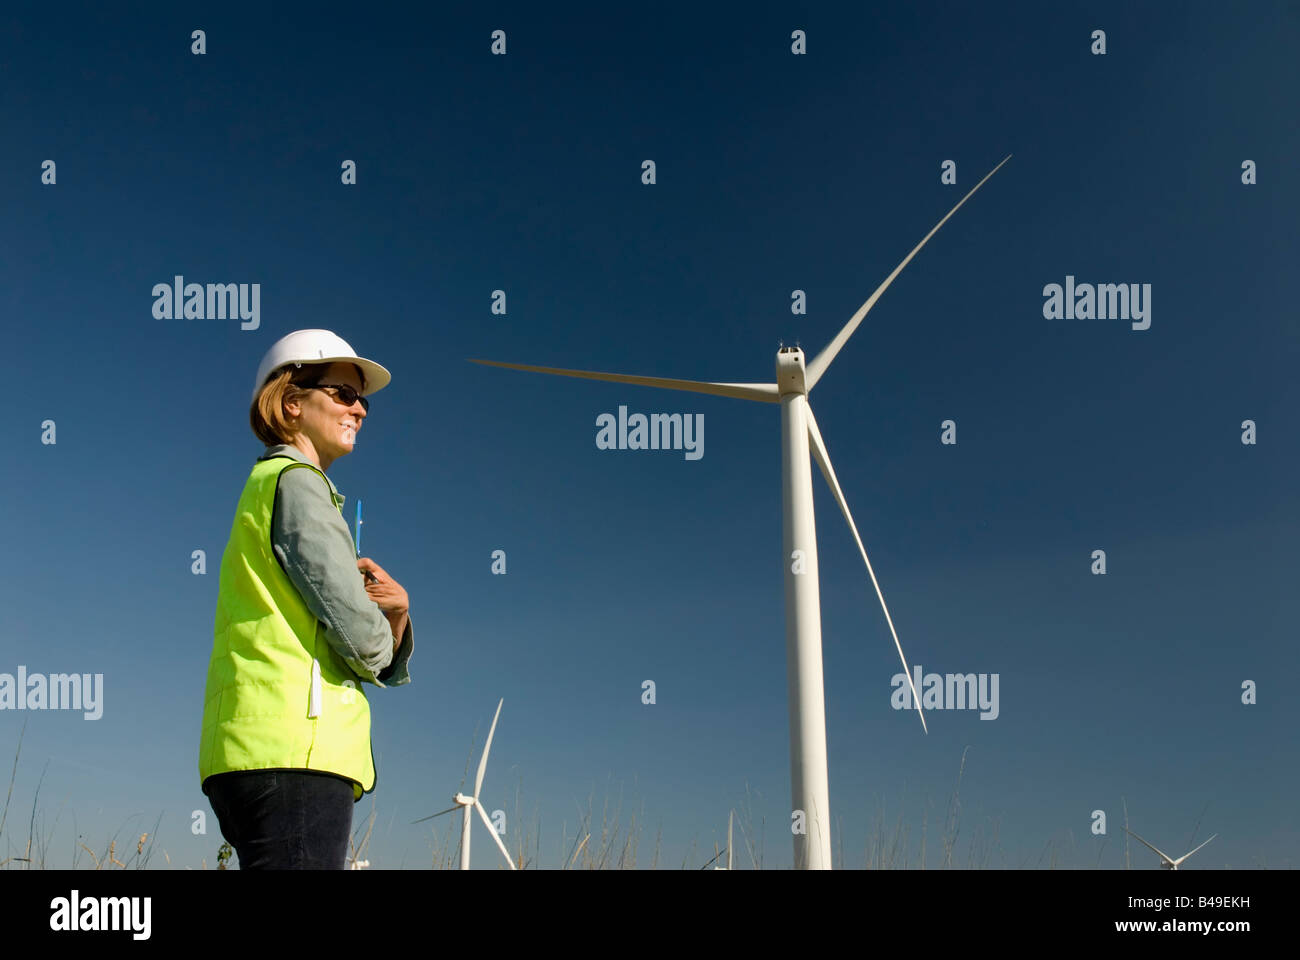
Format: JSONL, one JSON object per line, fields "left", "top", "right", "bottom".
{"left": 775, "top": 346, "right": 807, "bottom": 396}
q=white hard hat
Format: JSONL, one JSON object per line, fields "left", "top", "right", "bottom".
{"left": 250, "top": 329, "right": 392, "bottom": 404}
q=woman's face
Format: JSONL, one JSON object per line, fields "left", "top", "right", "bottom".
{"left": 283, "top": 361, "right": 367, "bottom": 469}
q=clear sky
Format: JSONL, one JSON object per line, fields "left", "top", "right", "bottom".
{"left": 1, "top": 1, "right": 1296, "bottom": 869}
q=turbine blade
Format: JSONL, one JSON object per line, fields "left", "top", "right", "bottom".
{"left": 805, "top": 154, "right": 1013, "bottom": 391}
{"left": 469, "top": 358, "right": 780, "bottom": 403}
{"left": 1173, "top": 833, "right": 1217, "bottom": 865}
{"left": 474, "top": 698, "right": 504, "bottom": 798}
{"left": 1124, "top": 828, "right": 1174, "bottom": 866}
{"left": 805, "top": 405, "right": 926, "bottom": 733}
{"left": 475, "top": 799, "right": 518, "bottom": 870}
{"left": 411, "top": 804, "right": 460, "bottom": 824}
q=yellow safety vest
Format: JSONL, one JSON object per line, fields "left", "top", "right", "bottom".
{"left": 199, "top": 455, "right": 375, "bottom": 802}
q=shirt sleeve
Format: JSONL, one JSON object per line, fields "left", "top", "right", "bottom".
{"left": 270, "top": 463, "right": 414, "bottom": 688}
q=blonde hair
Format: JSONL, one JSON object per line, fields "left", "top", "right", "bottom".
{"left": 249, "top": 363, "right": 365, "bottom": 446}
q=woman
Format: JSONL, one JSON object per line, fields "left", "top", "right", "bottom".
{"left": 199, "top": 328, "right": 414, "bottom": 869}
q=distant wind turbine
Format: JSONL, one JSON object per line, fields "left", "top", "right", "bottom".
{"left": 471, "top": 155, "right": 1012, "bottom": 869}
{"left": 1124, "top": 827, "right": 1217, "bottom": 870}
{"left": 414, "top": 698, "right": 516, "bottom": 870}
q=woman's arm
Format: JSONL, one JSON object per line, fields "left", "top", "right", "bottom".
{"left": 377, "top": 612, "right": 413, "bottom": 686}
{"left": 386, "top": 610, "right": 409, "bottom": 648}
{"left": 271, "top": 464, "right": 413, "bottom": 686}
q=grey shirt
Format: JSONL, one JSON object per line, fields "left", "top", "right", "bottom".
{"left": 261, "top": 444, "right": 413, "bottom": 687}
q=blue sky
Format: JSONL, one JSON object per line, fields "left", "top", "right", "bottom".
{"left": 1, "top": 1, "right": 1296, "bottom": 869}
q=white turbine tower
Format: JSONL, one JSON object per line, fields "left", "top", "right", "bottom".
{"left": 1124, "top": 828, "right": 1217, "bottom": 870}
{"left": 471, "top": 155, "right": 1011, "bottom": 869}
{"left": 414, "top": 698, "right": 516, "bottom": 870}
{"left": 709, "top": 809, "right": 735, "bottom": 870}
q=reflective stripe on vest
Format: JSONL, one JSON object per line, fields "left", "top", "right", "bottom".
{"left": 199, "top": 455, "right": 374, "bottom": 802}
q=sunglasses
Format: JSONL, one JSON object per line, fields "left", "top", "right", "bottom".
{"left": 304, "top": 381, "right": 369, "bottom": 413}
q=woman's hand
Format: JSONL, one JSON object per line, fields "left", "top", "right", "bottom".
{"left": 357, "top": 557, "right": 409, "bottom": 616}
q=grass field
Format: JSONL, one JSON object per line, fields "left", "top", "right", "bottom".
{"left": 0, "top": 722, "right": 1098, "bottom": 870}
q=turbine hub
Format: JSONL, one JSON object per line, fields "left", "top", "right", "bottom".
{"left": 775, "top": 346, "right": 807, "bottom": 396}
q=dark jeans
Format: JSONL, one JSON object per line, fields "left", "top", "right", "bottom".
{"left": 204, "top": 769, "right": 355, "bottom": 869}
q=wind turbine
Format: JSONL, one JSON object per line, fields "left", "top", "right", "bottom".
{"left": 471, "top": 155, "right": 1011, "bottom": 869}
{"left": 414, "top": 698, "right": 516, "bottom": 870}
{"left": 1124, "top": 827, "right": 1217, "bottom": 870}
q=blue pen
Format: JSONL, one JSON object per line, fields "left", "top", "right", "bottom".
{"left": 357, "top": 498, "right": 377, "bottom": 583}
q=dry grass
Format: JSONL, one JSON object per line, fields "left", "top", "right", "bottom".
{"left": 1, "top": 719, "right": 170, "bottom": 870}
{"left": 863, "top": 744, "right": 1002, "bottom": 869}
{"left": 0, "top": 724, "right": 1087, "bottom": 870}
